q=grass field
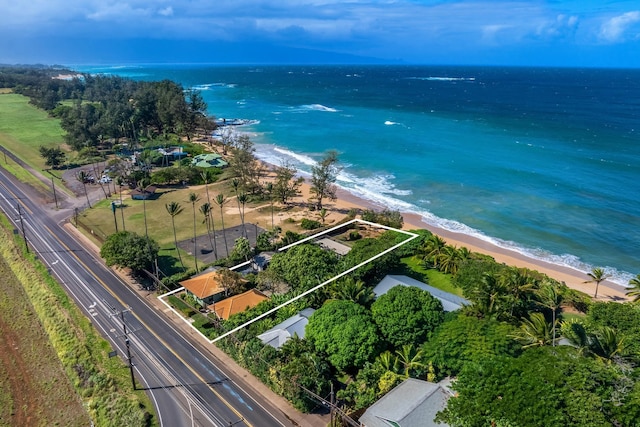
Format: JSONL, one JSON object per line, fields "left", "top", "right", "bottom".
{"left": 0, "top": 253, "right": 90, "bottom": 426}
{"left": 0, "top": 93, "right": 66, "bottom": 170}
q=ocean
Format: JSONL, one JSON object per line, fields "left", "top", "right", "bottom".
{"left": 76, "top": 64, "right": 640, "bottom": 285}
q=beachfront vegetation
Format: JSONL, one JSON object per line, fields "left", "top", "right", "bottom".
{"left": 309, "top": 149, "right": 340, "bottom": 210}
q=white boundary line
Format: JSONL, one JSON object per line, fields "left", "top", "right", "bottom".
{"left": 158, "top": 219, "right": 419, "bottom": 344}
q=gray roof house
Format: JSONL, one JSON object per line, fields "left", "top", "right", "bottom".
{"left": 257, "top": 308, "right": 315, "bottom": 349}
{"left": 360, "top": 378, "right": 453, "bottom": 427}
{"left": 373, "top": 275, "right": 469, "bottom": 312}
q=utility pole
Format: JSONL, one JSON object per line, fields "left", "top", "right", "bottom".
{"left": 16, "top": 203, "right": 29, "bottom": 253}
{"left": 51, "top": 177, "right": 59, "bottom": 209}
{"left": 299, "top": 384, "right": 360, "bottom": 427}
{"left": 107, "top": 302, "right": 136, "bottom": 390}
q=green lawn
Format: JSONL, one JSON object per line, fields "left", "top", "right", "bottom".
{"left": 0, "top": 93, "right": 66, "bottom": 170}
{"left": 398, "top": 255, "right": 464, "bottom": 296}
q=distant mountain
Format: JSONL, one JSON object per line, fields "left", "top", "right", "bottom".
{"left": 2, "top": 37, "right": 396, "bottom": 65}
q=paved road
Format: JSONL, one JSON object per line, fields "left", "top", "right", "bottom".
{"left": 0, "top": 163, "right": 296, "bottom": 426}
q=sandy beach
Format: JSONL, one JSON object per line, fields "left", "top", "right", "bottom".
{"left": 277, "top": 171, "right": 631, "bottom": 302}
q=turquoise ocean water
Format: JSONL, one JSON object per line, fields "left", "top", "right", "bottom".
{"left": 77, "top": 64, "right": 640, "bottom": 285}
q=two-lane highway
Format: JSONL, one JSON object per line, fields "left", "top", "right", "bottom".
{"left": 0, "top": 165, "right": 295, "bottom": 427}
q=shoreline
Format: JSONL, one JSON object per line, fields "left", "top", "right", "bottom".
{"left": 268, "top": 163, "right": 631, "bottom": 302}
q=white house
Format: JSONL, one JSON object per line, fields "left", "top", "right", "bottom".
{"left": 257, "top": 308, "right": 315, "bottom": 349}
{"left": 360, "top": 378, "right": 454, "bottom": 427}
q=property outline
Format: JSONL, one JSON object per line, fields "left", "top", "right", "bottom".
{"left": 158, "top": 218, "right": 420, "bottom": 343}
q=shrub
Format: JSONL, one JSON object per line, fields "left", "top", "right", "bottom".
{"left": 300, "top": 218, "right": 321, "bottom": 230}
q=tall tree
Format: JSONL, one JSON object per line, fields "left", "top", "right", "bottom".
{"left": 165, "top": 201, "right": 185, "bottom": 269}
{"left": 199, "top": 202, "right": 218, "bottom": 260}
{"left": 273, "top": 160, "right": 304, "bottom": 205}
{"left": 136, "top": 178, "right": 151, "bottom": 238}
{"left": 39, "top": 146, "right": 66, "bottom": 168}
{"left": 76, "top": 170, "right": 92, "bottom": 208}
{"left": 535, "top": 280, "right": 563, "bottom": 346}
{"left": 309, "top": 150, "right": 340, "bottom": 210}
{"left": 585, "top": 267, "right": 609, "bottom": 298}
{"left": 264, "top": 181, "right": 275, "bottom": 229}
{"left": 188, "top": 192, "right": 200, "bottom": 271}
{"left": 237, "top": 192, "right": 248, "bottom": 239}
{"left": 214, "top": 193, "right": 229, "bottom": 257}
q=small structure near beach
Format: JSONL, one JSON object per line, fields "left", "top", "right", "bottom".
{"left": 130, "top": 185, "right": 157, "bottom": 200}
{"left": 191, "top": 153, "right": 228, "bottom": 168}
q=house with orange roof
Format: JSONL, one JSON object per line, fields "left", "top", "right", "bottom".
{"left": 179, "top": 270, "right": 227, "bottom": 306}
{"left": 209, "top": 289, "right": 269, "bottom": 320}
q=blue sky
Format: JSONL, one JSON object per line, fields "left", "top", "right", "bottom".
{"left": 1, "top": 0, "right": 639, "bottom": 67}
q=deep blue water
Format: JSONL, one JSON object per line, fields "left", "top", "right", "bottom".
{"left": 77, "top": 64, "right": 640, "bottom": 285}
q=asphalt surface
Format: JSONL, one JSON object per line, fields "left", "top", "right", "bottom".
{"left": 0, "top": 158, "right": 303, "bottom": 426}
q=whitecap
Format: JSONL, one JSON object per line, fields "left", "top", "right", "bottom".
{"left": 299, "top": 104, "right": 339, "bottom": 112}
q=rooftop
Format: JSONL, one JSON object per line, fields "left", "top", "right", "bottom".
{"left": 373, "top": 275, "right": 469, "bottom": 312}
{"left": 210, "top": 289, "right": 269, "bottom": 320}
{"left": 179, "top": 270, "right": 225, "bottom": 299}
{"left": 257, "top": 308, "right": 315, "bottom": 349}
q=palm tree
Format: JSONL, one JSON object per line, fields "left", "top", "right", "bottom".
{"left": 626, "top": 274, "right": 640, "bottom": 302}
{"left": 116, "top": 177, "right": 126, "bottom": 231}
{"left": 501, "top": 268, "right": 537, "bottom": 318}
{"left": 561, "top": 318, "right": 590, "bottom": 355}
{"left": 165, "top": 201, "right": 185, "bottom": 270}
{"left": 510, "top": 312, "right": 554, "bottom": 348}
{"left": 199, "top": 202, "right": 218, "bottom": 260}
{"left": 265, "top": 182, "right": 275, "bottom": 229}
{"left": 376, "top": 350, "right": 397, "bottom": 373}
{"left": 200, "top": 170, "right": 212, "bottom": 204}
{"left": 237, "top": 192, "right": 249, "bottom": 238}
{"left": 590, "top": 326, "right": 627, "bottom": 362}
{"left": 535, "top": 280, "right": 563, "bottom": 346}
{"left": 420, "top": 234, "right": 447, "bottom": 269}
{"left": 76, "top": 171, "right": 92, "bottom": 208}
{"left": 585, "top": 267, "right": 609, "bottom": 299}
{"left": 136, "top": 178, "right": 151, "bottom": 238}
{"left": 215, "top": 193, "right": 229, "bottom": 257}
{"left": 188, "top": 192, "right": 200, "bottom": 272}
{"left": 395, "top": 344, "right": 424, "bottom": 378}
{"left": 437, "top": 245, "right": 460, "bottom": 275}
{"left": 330, "top": 277, "right": 376, "bottom": 306}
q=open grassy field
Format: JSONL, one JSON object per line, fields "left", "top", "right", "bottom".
{"left": 0, "top": 93, "right": 66, "bottom": 170}
{"left": 78, "top": 179, "right": 310, "bottom": 272}
{"left": 0, "top": 243, "right": 90, "bottom": 426}
{"left": 0, "top": 215, "right": 156, "bottom": 427}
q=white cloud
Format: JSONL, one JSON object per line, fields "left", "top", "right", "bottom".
{"left": 599, "top": 11, "right": 640, "bottom": 43}
{"left": 158, "top": 6, "right": 173, "bottom": 17}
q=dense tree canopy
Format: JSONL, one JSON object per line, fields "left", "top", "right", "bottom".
{"left": 438, "top": 346, "right": 637, "bottom": 427}
{"left": 421, "top": 313, "right": 521, "bottom": 378}
{"left": 371, "top": 285, "right": 444, "bottom": 348}
{"left": 268, "top": 243, "right": 340, "bottom": 292}
{"left": 100, "top": 231, "right": 158, "bottom": 272}
{"left": 306, "top": 300, "right": 381, "bottom": 372}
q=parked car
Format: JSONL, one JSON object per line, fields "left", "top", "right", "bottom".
{"left": 99, "top": 175, "right": 112, "bottom": 184}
